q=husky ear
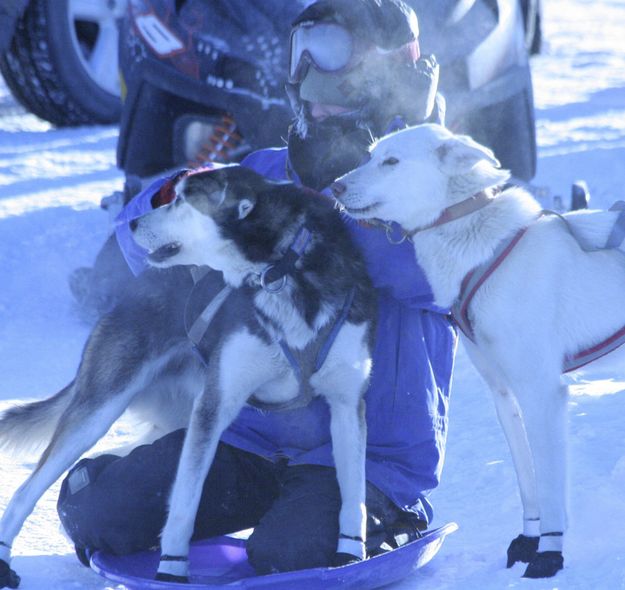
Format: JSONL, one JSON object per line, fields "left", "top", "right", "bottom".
{"left": 436, "top": 134, "right": 500, "bottom": 173}
{"left": 238, "top": 198, "right": 255, "bottom": 219}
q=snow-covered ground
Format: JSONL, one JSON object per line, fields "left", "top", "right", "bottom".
{"left": 1, "top": 0, "right": 625, "bottom": 588}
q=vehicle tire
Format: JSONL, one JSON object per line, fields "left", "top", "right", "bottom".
{"left": 0, "top": 0, "right": 125, "bottom": 126}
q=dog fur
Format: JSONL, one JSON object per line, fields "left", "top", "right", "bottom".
{"left": 333, "top": 123, "right": 625, "bottom": 578}
{"left": 0, "top": 166, "right": 376, "bottom": 583}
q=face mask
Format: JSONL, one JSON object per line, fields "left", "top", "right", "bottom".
{"left": 287, "top": 116, "right": 373, "bottom": 191}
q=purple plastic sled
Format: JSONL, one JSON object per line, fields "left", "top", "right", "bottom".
{"left": 90, "top": 522, "right": 457, "bottom": 590}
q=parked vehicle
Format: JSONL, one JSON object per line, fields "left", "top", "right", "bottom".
{"left": 0, "top": 0, "right": 542, "bottom": 157}
{"left": 0, "top": 0, "right": 126, "bottom": 126}
{"left": 116, "top": 0, "right": 543, "bottom": 182}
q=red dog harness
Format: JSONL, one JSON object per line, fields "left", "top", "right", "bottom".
{"left": 451, "top": 205, "right": 625, "bottom": 373}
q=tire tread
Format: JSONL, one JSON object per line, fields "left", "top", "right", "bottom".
{"left": 0, "top": 0, "right": 120, "bottom": 126}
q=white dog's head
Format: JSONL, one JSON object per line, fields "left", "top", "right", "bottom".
{"left": 332, "top": 124, "right": 510, "bottom": 231}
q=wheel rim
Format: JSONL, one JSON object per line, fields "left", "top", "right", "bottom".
{"left": 67, "top": 0, "right": 128, "bottom": 97}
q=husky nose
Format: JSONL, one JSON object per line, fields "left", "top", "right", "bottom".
{"left": 331, "top": 181, "right": 346, "bottom": 197}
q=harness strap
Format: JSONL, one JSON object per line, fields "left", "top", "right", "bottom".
{"left": 252, "top": 287, "right": 357, "bottom": 412}
{"left": 187, "top": 285, "right": 233, "bottom": 346}
{"left": 260, "top": 226, "right": 312, "bottom": 288}
{"left": 545, "top": 208, "right": 609, "bottom": 252}
{"left": 185, "top": 225, "right": 355, "bottom": 411}
{"left": 189, "top": 266, "right": 212, "bottom": 284}
{"left": 452, "top": 208, "right": 625, "bottom": 372}
{"left": 563, "top": 325, "right": 625, "bottom": 372}
{"left": 279, "top": 287, "right": 356, "bottom": 377}
{"left": 543, "top": 206, "right": 625, "bottom": 370}
{"left": 452, "top": 226, "right": 531, "bottom": 340}
{"left": 544, "top": 203, "right": 625, "bottom": 252}
{"left": 278, "top": 341, "right": 303, "bottom": 384}
{"left": 315, "top": 287, "right": 356, "bottom": 372}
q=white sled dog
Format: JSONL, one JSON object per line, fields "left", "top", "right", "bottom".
{"left": 332, "top": 123, "right": 625, "bottom": 579}
{"left": 0, "top": 166, "right": 376, "bottom": 586}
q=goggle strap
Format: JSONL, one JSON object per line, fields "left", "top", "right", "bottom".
{"left": 376, "top": 39, "right": 420, "bottom": 62}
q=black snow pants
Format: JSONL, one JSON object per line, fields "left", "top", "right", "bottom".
{"left": 57, "top": 429, "right": 425, "bottom": 574}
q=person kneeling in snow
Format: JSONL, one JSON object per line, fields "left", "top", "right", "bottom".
{"left": 57, "top": 0, "right": 457, "bottom": 574}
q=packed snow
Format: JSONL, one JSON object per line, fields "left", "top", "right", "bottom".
{"left": 1, "top": 0, "right": 625, "bottom": 588}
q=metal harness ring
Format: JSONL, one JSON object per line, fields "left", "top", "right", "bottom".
{"left": 260, "top": 265, "right": 288, "bottom": 293}
{"left": 385, "top": 223, "right": 408, "bottom": 245}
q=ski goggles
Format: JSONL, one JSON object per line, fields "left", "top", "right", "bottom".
{"left": 288, "top": 22, "right": 359, "bottom": 83}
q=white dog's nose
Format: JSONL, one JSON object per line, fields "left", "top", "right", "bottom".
{"left": 331, "top": 182, "right": 346, "bottom": 197}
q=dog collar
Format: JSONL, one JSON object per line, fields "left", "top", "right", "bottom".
{"left": 363, "top": 187, "right": 499, "bottom": 245}
{"left": 405, "top": 187, "right": 500, "bottom": 238}
{"left": 256, "top": 226, "right": 312, "bottom": 293}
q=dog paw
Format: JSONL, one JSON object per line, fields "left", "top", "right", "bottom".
{"left": 0, "top": 559, "right": 20, "bottom": 589}
{"left": 522, "top": 551, "right": 564, "bottom": 578}
{"left": 155, "top": 572, "right": 189, "bottom": 583}
{"left": 331, "top": 552, "right": 363, "bottom": 567}
{"left": 506, "top": 534, "right": 539, "bottom": 567}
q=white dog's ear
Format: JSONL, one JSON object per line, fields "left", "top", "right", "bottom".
{"left": 238, "top": 198, "right": 255, "bottom": 219}
{"left": 436, "top": 134, "right": 500, "bottom": 173}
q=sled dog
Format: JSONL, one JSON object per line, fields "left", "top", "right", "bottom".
{"left": 332, "top": 123, "right": 625, "bottom": 579}
{"left": 0, "top": 166, "right": 376, "bottom": 585}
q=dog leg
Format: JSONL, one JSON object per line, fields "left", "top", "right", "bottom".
{"left": 326, "top": 395, "right": 367, "bottom": 566}
{"left": 491, "top": 390, "right": 541, "bottom": 567}
{"left": 155, "top": 387, "right": 238, "bottom": 582}
{"left": 313, "top": 322, "right": 370, "bottom": 567}
{"left": 463, "top": 339, "right": 541, "bottom": 567}
{"left": 512, "top": 380, "right": 569, "bottom": 578}
{"left": 0, "top": 387, "right": 137, "bottom": 584}
{"left": 157, "top": 332, "right": 276, "bottom": 582}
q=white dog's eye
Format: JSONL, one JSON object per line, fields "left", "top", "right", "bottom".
{"left": 382, "top": 157, "right": 399, "bottom": 166}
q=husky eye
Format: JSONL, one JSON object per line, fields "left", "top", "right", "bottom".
{"left": 382, "top": 157, "right": 399, "bottom": 166}
{"left": 238, "top": 198, "right": 255, "bottom": 220}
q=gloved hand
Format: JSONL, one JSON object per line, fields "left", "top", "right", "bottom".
{"left": 383, "top": 54, "right": 440, "bottom": 124}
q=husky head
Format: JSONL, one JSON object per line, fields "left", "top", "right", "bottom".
{"left": 332, "top": 123, "right": 510, "bottom": 231}
{"left": 132, "top": 165, "right": 288, "bottom": 286}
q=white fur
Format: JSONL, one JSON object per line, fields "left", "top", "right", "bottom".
{"left": 133, "top": 200, "right": 262, "bottom": 286}
{"left": 254, "top": 286, "right": 333, "bottom": 350}
{"left": 336, "top": 123, "right": 625, "bottom": 572}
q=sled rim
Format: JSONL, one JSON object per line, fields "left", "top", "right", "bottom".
{"left": 90, "top": 522, "right": 458, "bottom": 590}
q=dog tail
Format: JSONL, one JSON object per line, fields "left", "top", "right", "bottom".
{"left": 0, "top": 381, "right": 75, "bottom": 458}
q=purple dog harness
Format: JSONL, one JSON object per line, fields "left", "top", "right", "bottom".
{"left": 451, "top": 203, "right": 625, "bottom": 373}
{"left": 185, "top": 225, "right": 356, "bottom": 411}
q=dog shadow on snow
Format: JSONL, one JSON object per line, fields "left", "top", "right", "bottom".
{"left": 535, "top": 85, "right": 625, "bottom": 123}
{"left": 9, "top": 553, "right": 105, "bottom": 589}
{"left": 567, "top": 377, "right": 625, "bottom": 477}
